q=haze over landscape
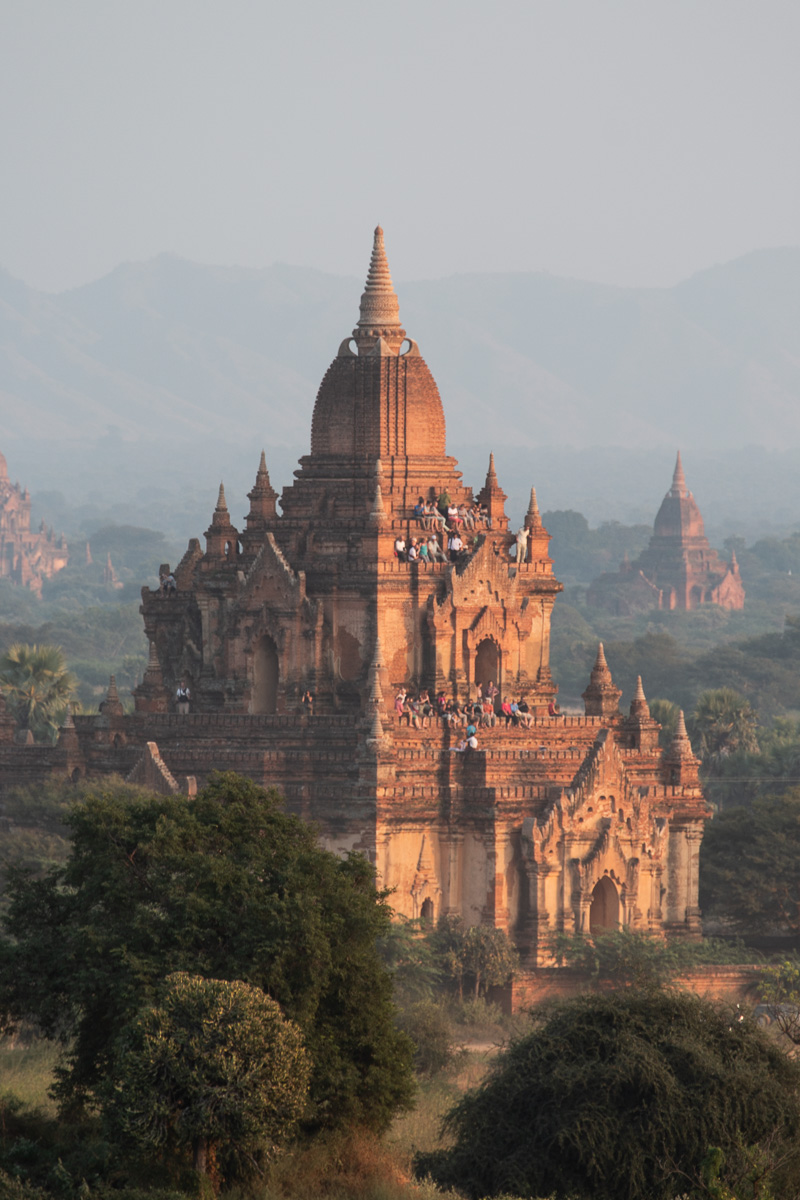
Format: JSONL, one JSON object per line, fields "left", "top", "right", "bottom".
{"left": 5, "top": 7, "right": 800, "bottom": 1199}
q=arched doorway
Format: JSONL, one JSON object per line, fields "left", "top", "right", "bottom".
{"left": 590, "top": 876, "right": 619, "bottom": 933}
{"left": 474, "top": 638, "right": 500, "bottom": 693}
{"left": 420, "top": 897, "right": 434, "bottom": 924}
{"left": 252, "top": 635, "right": 279, "bottom": 714}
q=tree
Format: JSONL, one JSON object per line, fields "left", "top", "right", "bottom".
{"left": 427, "top": 917, "right": 518, "bottom": 1000}
{"left": 648, "top": 697, "right": 680, "bottom": 748}
{"left": 103, "top": 973, "right": 309, "bottom": 1185}
{"left": 0, "top": 773, "right": 414, "bottom": 1132}
{"left": 690, "top": 687, "right": 759, "bottom": 767}
{"left": 699, "top": 790, "right": 800, "bottom": 935}
{"left": 419, "top": 990, "right": 800, "bottom": 1200}
{"left": 0, "top": 643, "right": 75, "bottom": 742}
{"left": 760, "top": 958, "right": 800, "bottom": 1046}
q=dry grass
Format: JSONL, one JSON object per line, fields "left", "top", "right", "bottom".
{"left": 0, "top": 1035, "right": 60, "bottom": 1114}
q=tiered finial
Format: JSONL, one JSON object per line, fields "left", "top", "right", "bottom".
{"left": 629, "top": 675, "right": 650, "bottom": 720}
{"left": 486, "top": 453, "right": 498, "bottom": 484}
{"left": 671, "top": 451, "right": 687, "bottom": 498}
{"left": 582, "top": 642, "right": 622, "bottom": 718}
{"left": 216, "top": 482, "right": 228, "bottom": 513}
{"left": 354, "top": 226, "right": 405, "bottom": 352}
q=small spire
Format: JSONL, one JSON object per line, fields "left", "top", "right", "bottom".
{"left": 370, "top": 481, "right": 386, "bottom": 522}
{"left": 107, "top": 675, "right": 120, "bottom": 703}
{"left": 257, "top": 450, "right": 269, "bottom": 480}
{"left": 215, "top": 482, "right": 228, "bottom": 513}
{"left": 486, "top": 452, "right": 498, "bottom": 484}
{"left": 630, "top": 675, "right": 650, "bottom": 720}
{"left": 62, "top": 704, "right": 74, "bottom": 730}
{"left": 594, "top": 643, "right": 610, "bottom": 677}
{"left": 671, "top": 451, "right": 687, "bottom": 498}
{"left": 366, "top": 705, "right": 385, "bottom": 745}
{"left": 354, "top": 226, "right": 405, "bottom": 352}
{"left": 526, "top": 486, "right": 540, "bottom": 520}
{"left": 668, "top": 710, "right": 695, "bottom": 759}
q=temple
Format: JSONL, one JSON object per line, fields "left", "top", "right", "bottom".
{"left": 0, "top": 229, "right": 710, "bottom": 964}
{"left": 587, "top": 453, "right": 745, "bottom": 615}
{"left": 0, "top": 453, "right": 68, "bottom": 593}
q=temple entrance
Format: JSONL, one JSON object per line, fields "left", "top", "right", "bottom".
{"left": 252, "top": 635, "right": 279, "bottom": 714}
{"left": 421, "top": 897, "right": 434, "bottom": 924}
{"left": 589, "top": 876, "right": 619, "bottom": 933}
{"left": 474, "top": 638, "right": 501, "bottom": 694}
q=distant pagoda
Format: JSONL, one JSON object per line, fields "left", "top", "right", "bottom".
{"left": 587, "top": 452, "right": 744, "bottom": 615}
{"left": 0, "top": 453, "right": 68, "bottom": 594}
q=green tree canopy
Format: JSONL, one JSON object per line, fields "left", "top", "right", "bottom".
{"left": 0, "top": 643, "right": 75, "bottom": 742}
{"left": 420, "top": 989, "right": 800, "bottom": 1200}
{"left": 690, "top": 687, "right": 759, "bottom": 766}
{"left": 0, "top": 773, "right": 414, "bottom": 1132}
{"left": 103, "top": 973, "right": 309, "bottom": 1184}
{"left": 700, "top": 790, "right": 800, "bottom": 934}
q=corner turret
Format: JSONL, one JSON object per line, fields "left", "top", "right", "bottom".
{"left": 582, "top": 643, "right": 622, "bottom": 718}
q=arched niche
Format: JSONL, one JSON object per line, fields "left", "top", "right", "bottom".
{"left": 590, "top": 875, "right": 619, "bottom": 933}
{"left": 474, "top": 637, "right": 501, "bottom": 694}
{"left": 252, "top": 635, "right": 279, "bottom": 714}
{"left": 420, "top": 897, "right": 434, "bottom": 924}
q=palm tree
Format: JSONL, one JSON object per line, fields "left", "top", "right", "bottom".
{"left": 648, "top": 698, "right": 680, "bottom": 749}
{"left": 689, "top": 687, "right": 759, "bottom": 768}
{"left": 0, "top": 643, "right": 76, "bottom": 744}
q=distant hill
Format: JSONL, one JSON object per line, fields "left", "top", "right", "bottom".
{"left": 1, "top": 248, "right": 799, "bottom": 535}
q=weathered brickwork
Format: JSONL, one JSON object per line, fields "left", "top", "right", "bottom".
{"left": 0, "top": 229, "right": 711, "bottom": 966}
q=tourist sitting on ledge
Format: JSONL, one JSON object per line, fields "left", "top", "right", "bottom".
{"left": 427, "top": 534, "right": 447, "bottom": 562}
{"left": 452, "top": 732, "right": 479, "bottom": 753}
{"left": 413, "top": 497, "right": 426, "bottom": 526}
{"left": 517, "top": 697, "right": 533, "bottom": 727}
{"left": 407, "top": 538, "right": 419, "bottom": 561}
{"left": 394, "top": 536, "right": 406, "bottom": 562}
{"left": 395, "top": 688, "right": 407, "bottom": 716}
{"left": 548, "top": 699, "right": 563, "bottom": 718}
{"left": 301, "top": 689, "right": 314, "bottom": 717}
{"left": 161, "top": 572, "right": 177, "bottom": 595}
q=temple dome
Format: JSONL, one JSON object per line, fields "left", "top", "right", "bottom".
{"left": 310, "top": 228, "right": 447, "bottom": 460}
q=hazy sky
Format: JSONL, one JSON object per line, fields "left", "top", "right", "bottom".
{"left": 2, "top": 0, "right": 799, "bottom": 293}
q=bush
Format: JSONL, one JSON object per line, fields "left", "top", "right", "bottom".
{"left": 395, "top": 1001, "right": 457, "bottom": 1076}
{"left": 419, "top": 989, "right": 800, "bottom": 1200}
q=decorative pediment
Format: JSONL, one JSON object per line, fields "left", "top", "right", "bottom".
{"left": 237, "top": 533, "right": 306, "bottom": 608}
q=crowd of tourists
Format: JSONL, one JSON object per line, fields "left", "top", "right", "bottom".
{"left": 392, "top": 681, "right": 562, "bottom": 740}
{"left": 393, "top": 491, "right": 491, "bottom": 563}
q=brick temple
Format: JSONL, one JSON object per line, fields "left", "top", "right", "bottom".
{"left": 0, "top": 229, "right": 710, "bottom": 963}
{"left": 0, "top": 452, "right": 68, "bottom": 594}
{"left": 587, "top": 452, "right": 745, "bottom": 615}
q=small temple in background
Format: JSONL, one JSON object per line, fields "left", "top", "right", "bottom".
{"left": 0, "top": 230, "right": 711, "bottom": 971}
{"left": 0, "top": 452, "right": 68, "bottom": 594}
{"left": 586, "top": 452, "right": 745, "bottom": 616}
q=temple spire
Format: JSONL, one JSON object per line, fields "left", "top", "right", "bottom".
{"left": 671, "top": 451, "right": 687, "bottom": 498}
{"left": 629, "top": 675, "right": 650, "bottom": 720}
{"left": 582, "top": 642, "right": 622, "bottom": 718}
{"left": 354, "top": 226, "right": 405, "bottom": 353}
{"left": 477, "top": 452, "right": 509, "bottom": 532}
{"left": 215, "top": 482, "right": 228, "bottom": 513}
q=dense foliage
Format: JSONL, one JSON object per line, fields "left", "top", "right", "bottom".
{"left": 420, "top": 989, "right": 800, "bottom": 1200}
{"left": 104, "top": 973, "right": 310, "bottom": 1183}
{"left": 0, "top": 773, "right": 414, "bottom": 1133}
{"left": 0, "top": 643, "right": 75, "bottom": 742}
{"left": 700, "top": 790, "right": 800, "bottom": 934}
